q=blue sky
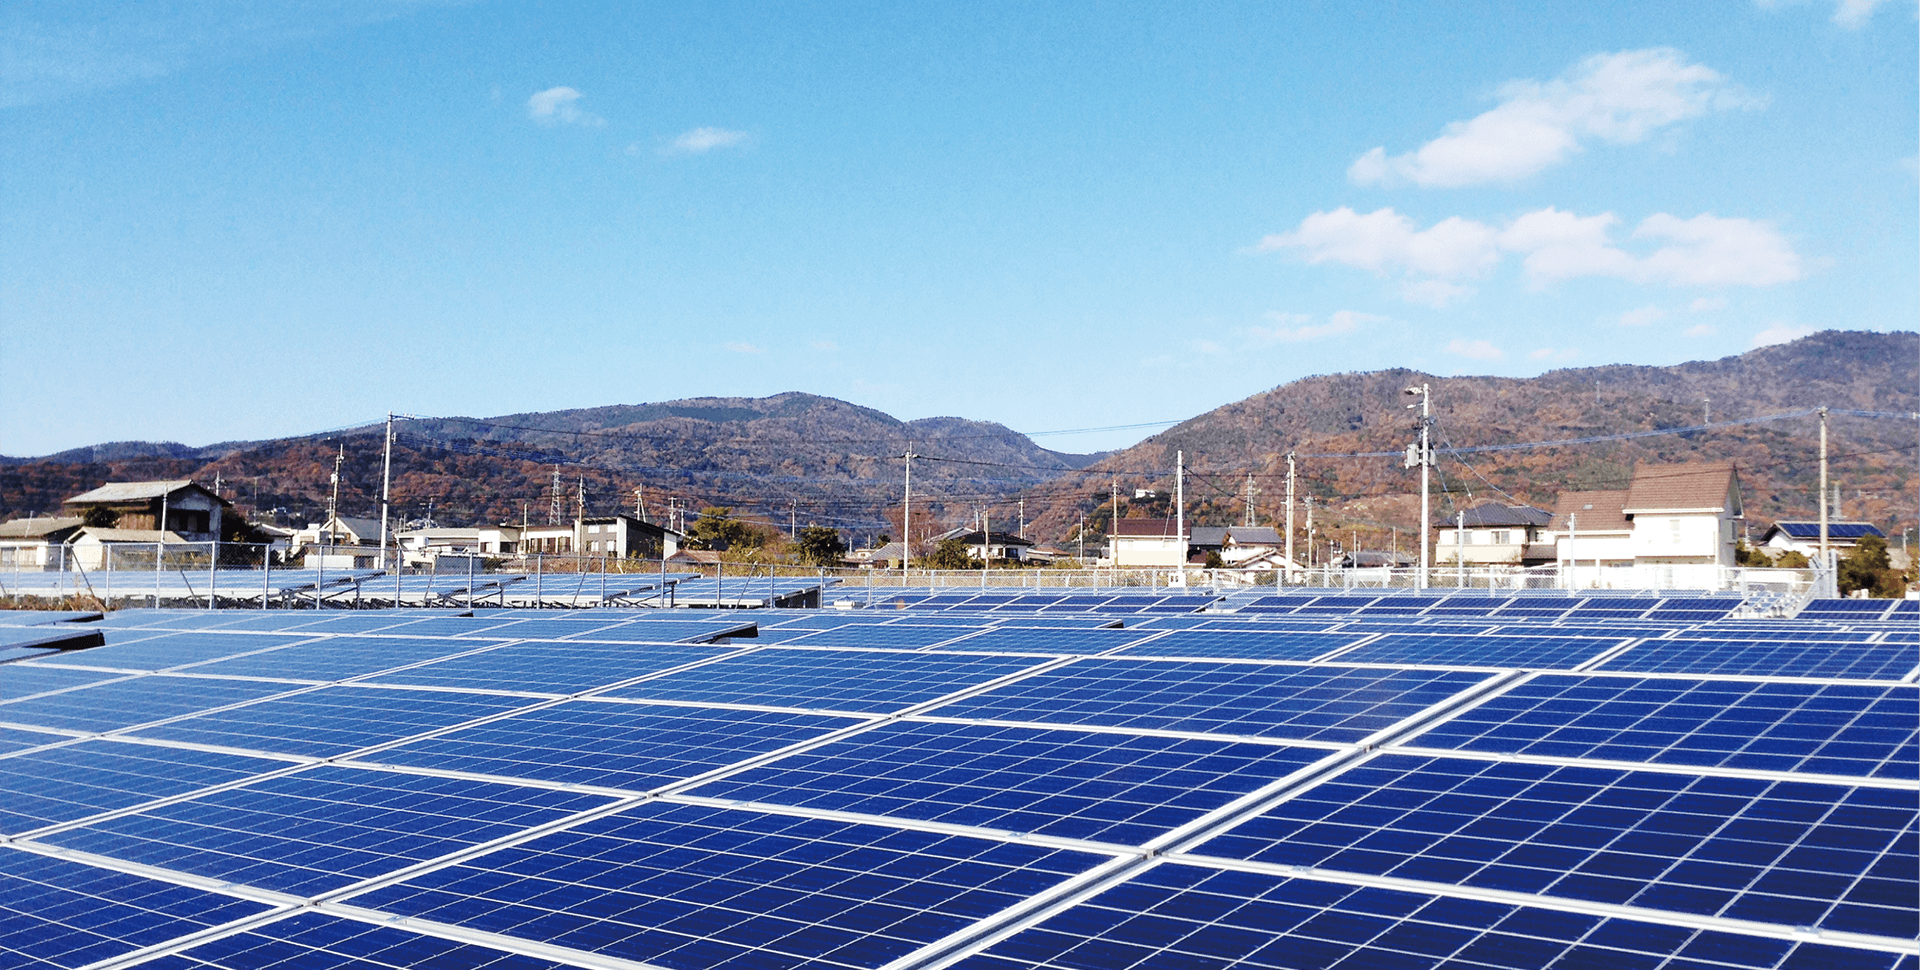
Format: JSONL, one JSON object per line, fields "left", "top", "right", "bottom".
{"left": 2, "top": 0, "right": 1913, "bottom": 457}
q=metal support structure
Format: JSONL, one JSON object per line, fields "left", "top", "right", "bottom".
{"left": 1404, "top": 383, "right": 1434, "bottom": 589}
{"left": 379, "top": 413, "right": 394, "bottom": 569}
{"left": 1284, "top": 452, "right": 1296, "bottom": 572}
{"left": 1175, "top": 450, "right": 1185, "bottom": 586}
{"left": 1818, "top": 406, "right": 1829, "bottom": 574}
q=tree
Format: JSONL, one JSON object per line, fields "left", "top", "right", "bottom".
{"left": 793, "top": 526, "right": 846, "bottom": 566}
{"left": 1203, "top": 551, "right": 1224, "bottom": 569}
{"left": 80, "top": 507, "right": 119, "bottom": 528}
{"left": 922, "top": 537, "right": 973, "bottom": 570}
{"left": 1839, "top": 535, "right": 1901, "bottom": 597}
{"left": 1734, "top": 541, "right": 1771, "bottom": 567}
{"left": 684, "top": 507, "right": 764, "bottom": 551}
{"left": 1773, "top": 549, "right": 1810, "bottom": 569}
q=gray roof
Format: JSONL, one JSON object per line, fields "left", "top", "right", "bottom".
{"left": 1188, "top": 527, "right": 1229, "bottom": 547}
{"left": 0, "top": 517, "right": 84, "bottom": 539}
{"left": 323, "top": 516, "right": 384, "bottom": 540}
{"left": 75, "top": 528, "right": 189, "bottom": 544}
{"left": 65, "top": 480, "right": 211, "bottom": 505}
{"left": 1225, "top": 526, "right": 1284, "bottom": 545}
{"left": 1454, "top": 503, "right": 1553, "bottom": 528}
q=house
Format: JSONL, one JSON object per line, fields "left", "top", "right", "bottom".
{"left": 63, "top": 480, "right": 230, "bottom": 541}
{"left": 520, "top": 516, "right": 681, "bottom": 560}
{"left": 1759, "top": 521, "right": 1884, "bottom": 559}
{"left": 1434, "top": 503, "right": 1555, "bottom": 566}
{"left": 290, "top": 514, "right": 387, "bottom": 569}
{"left": 1186, "top": 526, "right": 1285, "bottom": 566}
{"left": 0, "top": 517, "right": 84, "bottom": 570}
{"left": 1109, "top": 517, "right": 1185, "bottom": 567}
{"left": 397, "top": 525, "right": 524, "bottom": 562}
{"left": 1539, "top": 462, "right": 1744, "bottom": 568}
{"left": 935, "top": 528, "right": 1035, "bottom": 563}
{"left": 67, "top": 528, "right": 193, "bottom": 571}
{"left": 848, "top": 541, "right": 908, "bottom": 567}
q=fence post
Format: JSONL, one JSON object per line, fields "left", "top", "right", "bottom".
{"left": 208, "top": 540, "right": 217, "bottom": 610}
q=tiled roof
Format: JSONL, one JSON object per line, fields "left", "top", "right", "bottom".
{"left": 1112, "top": 517, "right": 1180, "bottom": 537}
{"left": 0, "top": 517, "right": 84, "bottom": 539}
{"left": 1225, "top": 526, "right": 1284, "bottom": 545}
{"left": 64, "top": 480, "right": 198, "bottom": 504}
{"left": 1453, "top": 503, "right": 1553, "bottom": 528}
{"left": 1547, "top": 490, "right": 1631, "bottom": 532}
{"left": 1623, "top": 462, "right": 1738, "bottom": 513}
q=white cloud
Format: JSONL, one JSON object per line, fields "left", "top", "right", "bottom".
{"left": 1400, "top": 279, "right": 1476, "bottom": 307}
{"left": 1257, "top": 207, "right": 1499, "bottom": 279}
{"left": 1832, "top": 0, "right": 1893, "bottom": 27}
{"left": 1688, "top": 296, "right": 1727, "bottom": 312}
{"left": 1619, "top": 305, "right": 1668, "bottom": 327}
{"left": 1246, "top": 309, "right": 1381, "bottom": 343}
{"left": 1529, "top": 347, "right": 1580, "bottom": 362}
{"left": 1751, "top": 323, "right": 1814, "bottom": 347}
{"left": 1261, "top": 205, "right": 1803, "bottom": 302}
{"left": 668, "top": 127, "right": 749, "bottom": 153}
{"left": 1445, "top": 338, "right": 1506, "bottom": 361}
{"left": 527, "top": 86, "right": 604, "bottom": 127}
{"left": 1348, "top": 49, "right": 1753, "bottom": 188}
{"left": 1686, "top": 323, "right": 1718, "bottom": 337}
{"left": 724, "top": 341, "right": 765, "bottom": 354}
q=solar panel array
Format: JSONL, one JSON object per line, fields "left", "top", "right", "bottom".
{"left": 0, "top": 591, "right": 1909, "bottom": 970}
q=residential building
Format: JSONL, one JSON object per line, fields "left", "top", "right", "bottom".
{"left": 935, "top": 528, "right": 1035, "bottom": 562}
{"left": 1187, "top": 525, "right": 1287, "bottom": 566}
{"left": 521, "top": 516, "right": 681, "bottom": 560}
{"left": 67, "top": 528, "right": 193, "bottom": 571}
{"left": 1434, "top": 503, "right": 1555, "bottom": 566}
{"left": 1539, "top": 462, "right": 1745, "bottom": 568}
{"left": 1109, "top": 517, "right": 1185, "bottom": 567}
{"left": 1759, "top": 521, "right": 1885, "bottom": 558}
{"left": 0, "top": 517, "right": 84, "bottom": 570}
{"left": 63, "top": 480, "right": 229, "bottom": 541}
{"left": 290, "top": 514, "right": 387, "bottom": 569}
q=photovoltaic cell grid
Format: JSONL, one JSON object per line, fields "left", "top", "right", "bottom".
{"left": 0, "top": 602, "right": 1905, "bottom": 970}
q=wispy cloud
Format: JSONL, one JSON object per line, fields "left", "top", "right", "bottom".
{"left": 1348, "top": 49, "right": 1756, "bottom": 188}
{"left": 1619, "top": 305, "right": 1668, "bottom": 327}
{"left": 668, "top": 126, "right": 749, "bottom": 154}
{"left": 1686, "top": 323, "right": 1718, "bottom": 337}
{"left": 1751, "top": 323, "right": 1813, "bottom": 347}
{"left": 1446, "top": 338, "right": 1506, "bottom": 361}
{"left": 1246, "top": 309, "right": 1382, "bottom": 343}
{"left": 1, "top": 2, "right": 448, "bottom": 109}
{"left": 1260, "top": 205, "right": 1803, "bottom": 303}
{"left": 724, "top": 341, "right": 765, "bottom": 354}
{"left": 527, "top": 86, "right": 604, "bottom": 127}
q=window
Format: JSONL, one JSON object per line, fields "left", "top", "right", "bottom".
{"left": 1670, "top": 518, "right": 1683, "bottom": 544}
{"left": 1492, "top": 530, "right": 1510, "bottom": 545}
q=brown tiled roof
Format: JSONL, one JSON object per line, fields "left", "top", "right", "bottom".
{"left": 0, "top": 516, "right": 83, "bottom": 539}
{"left": 1623, "top": 462, "right": 1738, "bottom": 513}
{"left": 1547, "top": 491, "right": 1630, "bottom": 533}
{"left": 1112, "top": 517, "right": 1180, "bottom": 537}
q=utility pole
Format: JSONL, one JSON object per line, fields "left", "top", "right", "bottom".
{"left": 1703, "top": 397, "right": 1711, "bottom": 426}
{"left": 634, "top": 486, "right": 647, "bottom": 523}
{"left": 1244, "top": 473, "right": 1259, "bottom": 527}
{"left": 1284, "top": 452, "right": 1297, "bottom": 570}
{"left": 1305, "top": 495, "right": 1315, "bottom": 567}
{"left": 1818, "top": 407, "right": 1829, "bottom": 577}
{"left": 1175, "top": 450, "right": 1186, "bottom": 585}
{"left": 790, "top": 500, "right": 797, "bottom": 539}
{"left": 902, "top": 450, "right": 916, "bottom": 568}
{"left": 1018, "top": 496, "right": 1025, "bottom": 539}
{"left": 1077, "top": 512, "right": 1085, "bottom": 563}
{"left": 1404, "top": 383, "right": 1434, "bottom": 589}
{"left": 326, "top": 443, "right": 344, "bottom": 526}
{"left": 378, "top": 413, "right": 394, "bottom": 569}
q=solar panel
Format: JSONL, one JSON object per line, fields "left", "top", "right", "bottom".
{"left": 33, "top": 631, "right": 319, "bottom": 672}
{"left": 690, "top": 719, "right": 1335, "bottom": 845}
{"left": 0, "top": 740, "right": 290, "bottom": 834}
{"left": 146, "top": 911, "right": 575, "bottom": 969}
{"left": 1337, "top": 632, "right": 1627, "bottom": 670}
{"left": 777, "top": 625, "right": 977, "bottom": 649}
{"left": 946, "top": 860, "right": 1905, "bottom": 970}
{"left": 931, "top": 627, "right": 1164, "bottom": 655}
{"left": 356, "top": 700, "right": 862, "bottom": 790}
{"left": 0, "top": 846, "right": 271, "bottom": 968}
{"left": 41, "top": 765, "right": 614, "bottom": 896}
{"left": 1193, "top": 753, "right": 1917, "bottom": 938}
{"left": 352, "top": 800, "right": 1113, "bottom": 970}
{"left": 931, "top": 659, "right": 1494, "bottom": 744}
{"left": 0, "top": 675, "right": 299, "bottom": 733}
{"left": 180, "top": 635, "right": 508, "bottom": 682}
{"left": 1115, "top": 629, "right": 1367, "bottom": 661}
{"left": 1408, "top": 675, "right": 1918, "bottom": 780}
{"left": 597, "top": 647, "right": 1047, "bottom": 713}
{"left": 1598, "top": 638, "right": 1919, "bottom": 680}
{"left": 127, "top": 684, "right": 537, "bottom": 757}
{"left": 361, "top": 641, "right": 732, "bottom": 695}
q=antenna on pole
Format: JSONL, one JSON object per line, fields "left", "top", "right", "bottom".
{"left": 326, "top": 443, "right": 344, "bottom": 526}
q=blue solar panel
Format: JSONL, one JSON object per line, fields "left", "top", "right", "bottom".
{"left": 146, "top": 911, "right": 575, "bottom": 969}
{"left": 359, "top": 700, "right": 861, "bottom": 790}
{"left": 0, "top": 741, "right": 290, "bottom": 834}
{"left": 0, "top": 847, "right": 271, "bottom": 968}
{"left": 129, "top": 685, "right": 536, "bottom": 757}
{"left": 1337, "top": 632, "right": 1627, "bottom": 670}
{"left": 597, "top": 648, "right": 1046, "bottom": 713}
{"left": 0, "top": 664, "right": 124, "bottom": 702}
{"left": 933, "top": 627, "right": 1163, "bottom": 655}
{"left": 1115, "top": 629, "right": 1367, "bottom": 661}
{"left": 1195, "top": 754, "right": 1918, "bottom": 938}
{"left": 933, "top": 660, "right": 1494, "bottom": 744}
{"left": 557, "top": 619, "right": 756, "bottom": 643}
{"left": 43, "top": 631, "right": 319, "bottom": 672}
{"left": 778, "top": 625, "right": 976, "bottom": 649}
{"left": 1598, "top": 638, "right": 1919, "bottom": 680}
{"left": 352, "top": 800, "right": 1112, "bottom": 970}
{"left": 692, "top": 720, "right": 1334, "bottom": 845}
{"left": 184, "top": 635, "right": 509, "bottom": 682}
{"left": 42, "top": 765, "right": 614, "bottom": 896}
{"left": 1410, "top": 676, "right": 1918, "bottom": 780}
{"left": 949, "top": 861, "right": 1911, "bottom": 970}
{"left": 0, "top": 675, "right": 298, "bottom": 733}
{"left": 362, "top": 641, "right": 729, "bottom": 695}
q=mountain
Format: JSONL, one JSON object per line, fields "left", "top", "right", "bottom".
{"left": 1021, "top": 330, "right": 1919, "bottom": 549}
{"left": 4, "top": 333, "right": 1913, "bottom": 549}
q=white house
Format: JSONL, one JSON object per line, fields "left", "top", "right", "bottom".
{"left": 1541, "top": 463, "right": 1744, "bottom": 568}
{"left": 1760, "top": 521, "right": 1884, "bottom": 558}
{"left": 0, "top": 517, "right": 84, "bottom": 570}
{"left": 1110, "top": 517, "right": 1185, "bottom": 567}
{"left": 1435, "top": 503, "right": 1555, "bottom": 566}
{"left": 933, "top": 528, "right": 1035, "bottom": 562}
{"left": 520, "top": 516, "right": 681, "bottom": 560}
